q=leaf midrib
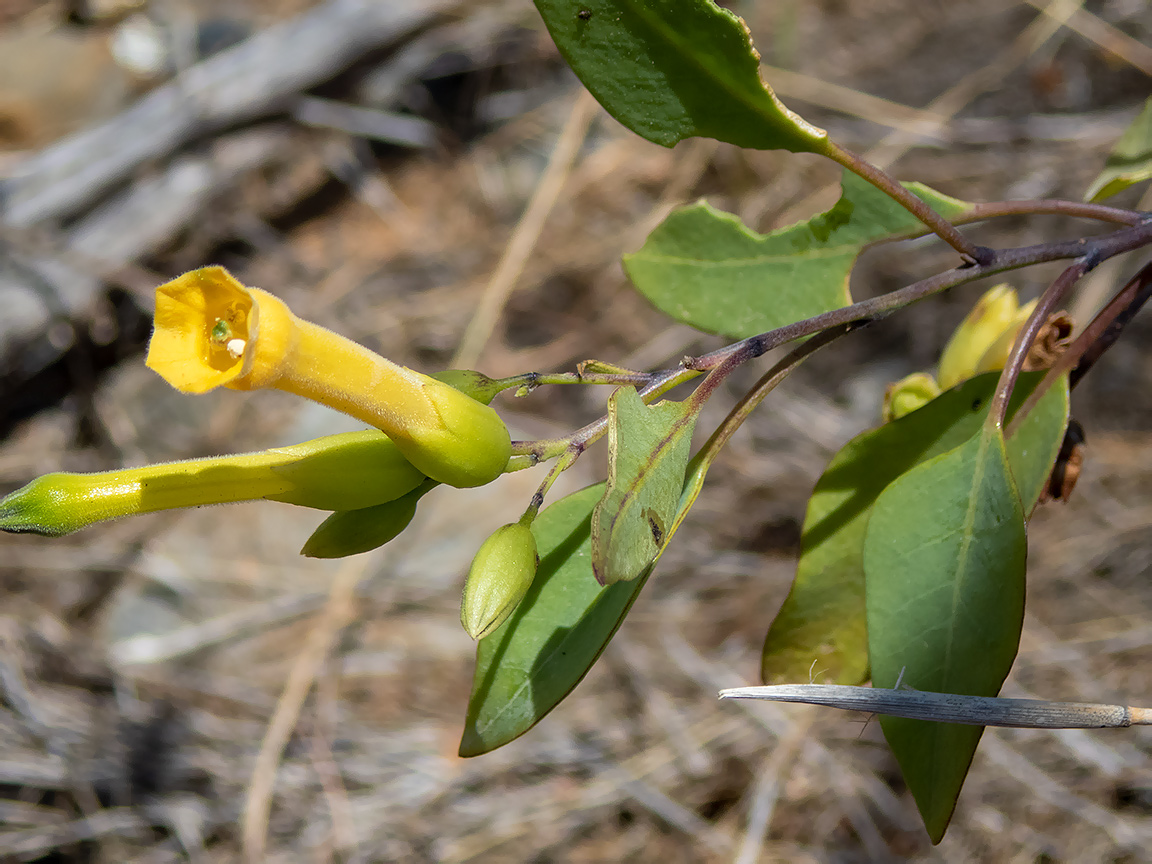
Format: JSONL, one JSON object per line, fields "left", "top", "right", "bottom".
{"left": 618, "top": 0, "right": 818, "bottom": 148}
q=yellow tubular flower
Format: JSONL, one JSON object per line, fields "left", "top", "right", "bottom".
{"left": 937, "top": 284, "right": 1019, "bottom": 390}
{"left": 300, "top": 479, "right": 435, "bottom": 559}
{"left": 146, "top": 267, "right": 511, "bottom": 488}
{"left": 0, "top": 431, "right": 425, "bottom": 537}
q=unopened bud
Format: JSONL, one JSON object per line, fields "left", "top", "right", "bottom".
{"left": 460, "top": 523, "right": 538, "bottom": 640}
{"left": 937, "top": 284, "right": 1020, "bottom": 390}
{"left": 974, "top": 299, "right": 1038, "bottom": 376}
{"left": 0, "top": 431, "right": 424, "bottom": 537}
{"left": 882, "top": 372, "right": 942, "bottom": 422}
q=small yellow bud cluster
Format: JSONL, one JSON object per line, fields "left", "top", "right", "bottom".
{"left": 937, "top": 284, "right": 1035, "bottom": 391}
{"left": 882, "top": 284, "right": 1068, "bottom": 422}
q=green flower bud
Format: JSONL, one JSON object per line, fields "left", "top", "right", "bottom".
{"left": 0, "top": 431, "right": 424, "bottom": 537}
{"left": 461, "top": 523, "right": 538, "bottom": 640}
{"left": 882, "top": 372, "right": 942, "bottom": 422}
{"left": 301, "top": 480, "right": 435, "bottom": 558}
{"left": 937, "top": 284, "right": 1019, "bottom": 390}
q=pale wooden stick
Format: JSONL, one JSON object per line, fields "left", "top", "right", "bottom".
{"left": 720, "top": 684, "right": 1152, "bottom": 729}
{"left": 2, "top": 0, "right": 456, "bottom": 227}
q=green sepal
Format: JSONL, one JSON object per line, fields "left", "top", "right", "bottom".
{"left": 300, "top": 480, "right": 435, "bottom": 559}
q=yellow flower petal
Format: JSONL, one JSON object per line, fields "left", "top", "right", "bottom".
{"left": 147, "top": 266, "right": 258, "bottom": 393}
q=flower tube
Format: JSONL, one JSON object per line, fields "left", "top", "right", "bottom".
{"left": 146, "top": 267, "right": 511, "bottom": 488}
{"left": 0, "top": 431, "right": 425, "bottom": 537}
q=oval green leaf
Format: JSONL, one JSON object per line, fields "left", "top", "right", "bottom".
{"left": 592, "top": 387, "right": 699, "bottom": 585}
{"left": 863, "top": 425, "right": 1026, "bottom": 843}
{"left": 624, "top": 172, "right": 973, "bottom": 340}
{"left": 534, "top": 0, "right": 826, "bottom": 152}
{"left": 460, "top": 483, "right": 651, "bottom": 756}
{"left": 761, "top": 371, "right": 1068, "bottom": 688}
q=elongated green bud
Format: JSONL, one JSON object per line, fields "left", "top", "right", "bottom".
{"left": 0, "top": 431, "right": 424, "bottom": 537}
{"left": 937, "top": 284, "right": 1019, "bottom": 390}
{"left": 460, "top": 523, "right": 538, "bottom": 640}
{"left": 301, "top": 480, "right": 435, "bottom": 558}
{"left": 882, "top": 372, "right": 942, "bottom": 422}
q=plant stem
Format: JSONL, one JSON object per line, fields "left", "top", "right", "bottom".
{"left": 989, "top": 258, "right": 1095, "bottom": 432}
{"left": 963, "top": 199, "right": 1144, "bottom": 226}
{"left": 1006, "top": 259, "right": 1152, "bottom": 438}
{"left": 870, "top": 199, "right": 1145, "bottom": 249}
{"left": 823, "top": 140, "right": 991, "bottom": 263}
{"left": 686, "top": 322, "right": 864, "bottom": 476}
{"left": 505, "top": 217, "right": 1152, "bottom": 500}
{"left": 695, "top": 217, "right": 1152, "bottom": 378}
{"left": 523, "top": 446, "right": 583, "bottom": 522}
{"left": 500, "top": 369, "right": 655, "bottom": 391}
{"left": 509, "top": 365, "right": 703, "bottom": 466}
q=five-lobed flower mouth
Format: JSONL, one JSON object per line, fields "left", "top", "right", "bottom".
{"left": 147, "top": 266, "right": 259, "bottom": 393}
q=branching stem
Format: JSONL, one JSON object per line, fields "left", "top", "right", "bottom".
{"left": 962, "top": 199, "right": 1144, "bottom": 226}
{"left": 823, "top": 140, "right": 991, "bottom": 264}
{"left": 1006, "top": 259, "right": 1152, "bottom": 438}
{"left": 504, "top": 216, "right": 1152, "bottom": 505}
{"left": 989, "top": 258, "right": 1095, "bottom": 432}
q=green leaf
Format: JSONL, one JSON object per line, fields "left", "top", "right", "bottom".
{"left": 1004, "top": 374, "right": 1070, "bottom": 512}
{"left": 534, "top": 0, "right": 826, "bottom": 152}
{"left": 592, "top": 387, "right": 699, "bottom": 585}
{"left": 460, "top": 483, "right": 649, "bottom": 756}
{"left": 761, "top": 371, "right": 1067, "bottom": 688}
{"left": 1085, "top": 98, "right": 1152, "bottom": 202}
{"left": 624, "top": 172, "right": 973, "bottom": 340}
{"left": 460, "top": 424, "right": 720, "bottom": 755}
{"left": 863, "top": 424, "right": 1026, "bottom": 843}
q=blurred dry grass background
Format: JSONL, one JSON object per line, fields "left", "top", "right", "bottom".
{"left": 0, "top": 0, "right": 1151, "bottom": 861}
